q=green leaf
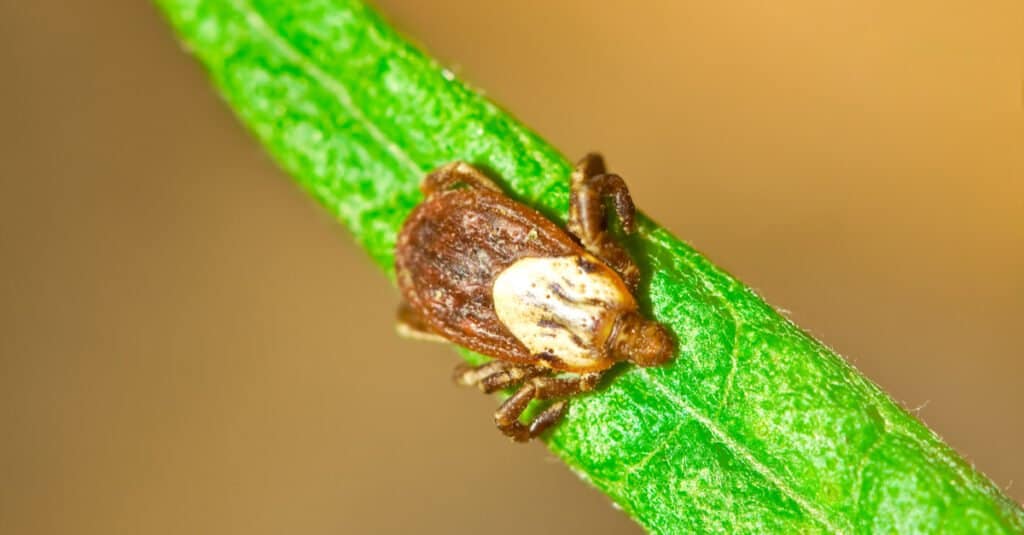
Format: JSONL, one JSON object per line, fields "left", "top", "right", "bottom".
{"left": 155, "top": 1, "right": 1024, "bottom": 532}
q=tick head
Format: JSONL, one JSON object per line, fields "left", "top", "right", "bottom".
{"left": 609, "top": 312, "right": 675, "bottom": 367}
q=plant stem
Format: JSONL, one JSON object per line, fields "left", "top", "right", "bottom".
{"left": 155, "top": 1, "right": 1024, "bottom": 532}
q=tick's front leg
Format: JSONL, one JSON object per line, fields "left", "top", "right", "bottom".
{"left": 566, "top": 153, "right": 641, "bottom": 291}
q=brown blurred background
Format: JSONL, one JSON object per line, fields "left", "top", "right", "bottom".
{"left": 1, "top": 1, "right": 1021, "bottom": 533}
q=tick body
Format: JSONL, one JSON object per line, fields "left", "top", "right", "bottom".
{"left": 395, "top": 154, "right": 674, "bottom": 442}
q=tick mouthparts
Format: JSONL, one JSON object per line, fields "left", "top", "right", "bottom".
{"left": 609, "top": 311, "right": 675, "bottom": 367}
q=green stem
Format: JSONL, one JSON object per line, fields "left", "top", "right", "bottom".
{"left": 155, "top": 1, "right": 1023, "bottom": 532}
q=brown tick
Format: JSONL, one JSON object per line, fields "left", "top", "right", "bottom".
{"left": 395, "top": 154, "right": 674, "bottom": 442}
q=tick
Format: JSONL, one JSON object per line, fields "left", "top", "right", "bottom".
{"left": 395, "top": 154, "right": 674, "bottom": 442}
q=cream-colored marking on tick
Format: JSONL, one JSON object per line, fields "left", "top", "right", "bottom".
{"left": 492, "top": 255, "right": 636, "bottom": 369}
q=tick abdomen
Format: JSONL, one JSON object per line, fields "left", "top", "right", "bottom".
{"left": 492, "top": 255, "right": 636, "bottom": 372}
{"left": 396, "top": 188, "right": 584, "bottom": 361}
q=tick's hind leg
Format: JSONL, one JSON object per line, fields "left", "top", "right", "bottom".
{"left": 395, "top": 302, "right": 447, "bottom": 343}
{"left": 494, "top": 372, "right": 603, "bottom": 442}
{"left": 453, "top": 360, "right": 548, "bottom": 394}
{"left": 567, "top": 153, "right": 641, "bottom": 291}
{"left": 422, "top": 162, "right": 501, "bottom": 196}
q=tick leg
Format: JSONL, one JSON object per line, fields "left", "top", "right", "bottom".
{"left": 453, "top": 360, "right": 548, "bottom": 394}
{"left": 495, "top": 383, "right": 537, "bottom": 442}
{"left": 493, "top": 371, "right": 604, "bottom": 442}
{"left": 528, "top": 401, "right": 569, "bottom": 437}
{"left": 529, "top": 372, "right": 604, "bottom": 399}
{"left": 395, "top": 302, "right": 448, "bottom": 343}
{"left": 567, "top": 153, "right": 641, "bottom": 291}
{"left": 422, "top": 161, "right": 501, "bottom": 195}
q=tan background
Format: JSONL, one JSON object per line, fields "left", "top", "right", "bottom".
{"left": 1, "top": 1, "right": 1022, "bottom": 533}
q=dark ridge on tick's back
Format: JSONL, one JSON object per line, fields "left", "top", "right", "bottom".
{"left": 394, "top": 156, "right": 675, "bottom": 442}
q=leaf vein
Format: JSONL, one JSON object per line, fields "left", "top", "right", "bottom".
{"left": 642, "top": 373, "right": 845, "bottom": 534}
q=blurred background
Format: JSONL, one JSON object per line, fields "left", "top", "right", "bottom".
{"left": 1, "top": 1, "right": 1021, "bottom": 533}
